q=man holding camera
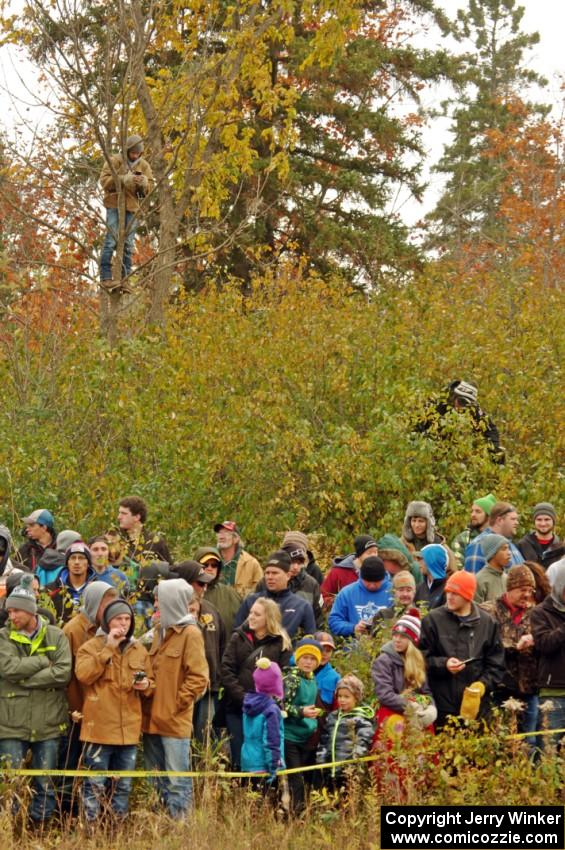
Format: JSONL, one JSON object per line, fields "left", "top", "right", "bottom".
{"left": 99, "top": 135, "right": 154, "bottom": 291}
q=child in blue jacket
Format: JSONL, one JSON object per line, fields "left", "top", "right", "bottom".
{"left": 241, "top": 658, "right": 285, "bottom": 782}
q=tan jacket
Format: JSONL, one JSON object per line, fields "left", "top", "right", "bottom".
{"left": 142, "top": 624, "right": 208, "bottom": 738}
{"left": 75, "top": 636, "right": 154, "bottom": 745}
{"left": 100, "top": 154, "right": 154, "bottom": 213}
{"left": 63, "top": 612, "right": 96, "bottom": 713}
{"left": 235, "top": 550, "right": 264, "bottom": 598}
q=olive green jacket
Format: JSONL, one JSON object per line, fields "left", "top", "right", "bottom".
{"left": 0, "top": 617, "right": 72, "bottom": 741}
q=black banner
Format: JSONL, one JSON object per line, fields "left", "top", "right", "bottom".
{"left": 381, "top": 806, "right": 564, "bottom": 849}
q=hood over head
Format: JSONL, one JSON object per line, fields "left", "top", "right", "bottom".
{"left": 156, "top": 578, "right": 194, "bottom": 631}
{"left": 243, "top": 691, "right": 275, "bottom": 717}
{"left": 0, "top": 524, "right": 12, "bottom": 575}
{"left": 550, "top": 558, "right": 565, "bottom": 609}
{"left": 421, "top": 544, "right": 448, "bottom": 580}
{"left": 81, "top": 581, "right": 116, "bottom": 625}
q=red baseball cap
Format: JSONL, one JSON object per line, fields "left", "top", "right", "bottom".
{"left": 214, "top": 520, "right": 240, "bottom": 534}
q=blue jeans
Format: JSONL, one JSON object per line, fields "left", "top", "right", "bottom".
{"left": 143, "top": 734, "right": 192, "bottom": 818}
{"left": 82, "top": 742, "right": 137, "bottom": 821}
{"left": 100, "top": 207, "right": 137, "bottom": 281}
{"left": 0, "top": 737, "right": 59, "bottom": 822}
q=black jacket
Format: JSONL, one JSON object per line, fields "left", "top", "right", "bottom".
{"left": 420, "top": 603, "right": 505, "bottom": 725}
{"left": 530, "top": 596, "right": 565, "bottom": 689}
{"left": 518, "top": 533, "right": 564, "bottom": 570}
{"left": 415, "top": 577, "right": 447, "bottom": 610}
{"left": 220, "top": 628, "right": 291, "bottom": 711}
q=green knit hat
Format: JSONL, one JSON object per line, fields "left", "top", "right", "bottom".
{"left": 473, "top": 494, "right": 497, "bottom": 517}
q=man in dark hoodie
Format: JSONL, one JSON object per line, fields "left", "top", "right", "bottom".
{"left": 530, "top": 557, "right": 565, "bottom": 747}
{"left": 194, "top": 546, "right": 241, "bottom": 633}
{"left": 48, "top": 541, "right": 97, "bottom": 623}
{"left": 143, "top": 579, "right": 208, "bottom": 818}
{"left": 321, "top": 534, "right": 379, "bottom": 609}
{"left": 518, "top": 503, "right": 563, "bottom": 570}
{"left": 17, "top": 509, "right": 56, "bottom": 571}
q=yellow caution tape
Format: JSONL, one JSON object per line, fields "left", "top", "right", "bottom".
{"left": 2, "top": 727, "right": 562, "bottom": 778}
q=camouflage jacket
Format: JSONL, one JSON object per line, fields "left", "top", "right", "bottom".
{"left": 480, "top": 597, "right": 537, "bottom": 695}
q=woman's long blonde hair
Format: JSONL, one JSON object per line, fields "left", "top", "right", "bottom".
{"left": 253, "top": 597, "right": 292, "bottom": 651}
{"left": 402, "top": 640, "right": 426, "bottom": 690}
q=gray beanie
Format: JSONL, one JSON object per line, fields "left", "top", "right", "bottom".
{"left": 533, "top": 502, "right": 557, "bottom": 523}
{"left": 6, "top": 573, "right": 37, "bottom": 615}
{"left": 281, "top": 531, "right": 309, "bottom": 554}
{"left": 56, "top": 530, "right": 82, "bottom": 554}
{"left": 126, "top": 134, "right": 144, "bottom": 154}
{"left": 403, "top": 501, "right": 436, "bottom": 543}
{"left": 481, "top": 533, "right": 508, "bottom": 562}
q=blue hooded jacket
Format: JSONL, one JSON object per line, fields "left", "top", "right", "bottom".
{"left": 241, "top": 692, "right": 285, "bottom": 773}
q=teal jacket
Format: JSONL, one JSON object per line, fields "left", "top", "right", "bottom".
{"left": 0, "top": 617, "right": 72, "bottom": 741}
{"left": 283, "top": 667, "right": 318, "bottom": 744}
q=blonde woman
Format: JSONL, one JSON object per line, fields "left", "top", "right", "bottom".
{"left": 221, "top": 597, "right": 292, "bottom": 769}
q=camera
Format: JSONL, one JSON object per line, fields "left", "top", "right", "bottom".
{"left": 133, "top": 670, "right": 146, "bottom": 683}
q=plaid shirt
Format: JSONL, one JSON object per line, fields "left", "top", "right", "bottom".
{"left": 464, "top": 528, "right": 524, "bottom": 573}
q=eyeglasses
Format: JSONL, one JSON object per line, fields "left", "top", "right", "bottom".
{"left": 203, "top": 561, "right": 220, "bottom": 569}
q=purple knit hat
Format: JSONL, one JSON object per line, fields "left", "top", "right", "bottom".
{"left": 253, "top": 658, "right": 284, "bottom": 700}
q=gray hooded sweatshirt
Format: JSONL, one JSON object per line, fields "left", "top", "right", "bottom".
{"left": 156, "top": 578, "right": 196, "bottom": 638}
{"left": 80, "top": 581, "right": 115, "bottom": 625}
{"left": 0, "top": 524, "right": 15, "bottom": 576}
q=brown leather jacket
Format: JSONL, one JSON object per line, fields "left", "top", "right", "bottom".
{"left": 100, "top": 154, "right": 154, "bottom": 213}
{"left": 75, "top": 636, "right": 154, "bottom": 745}
{"left": 142, "top": 624, "right": 209, "bottom": 738}
{"left": 63, "top": 612, "right": 96, "bottom": 713}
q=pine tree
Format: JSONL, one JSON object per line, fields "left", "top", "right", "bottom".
{"left": 426, "top": 0, "right": 548, "bottom": 252}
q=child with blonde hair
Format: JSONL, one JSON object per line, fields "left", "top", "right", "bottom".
{"left": 371, "top": 609, "right": 436, "bottom": 735}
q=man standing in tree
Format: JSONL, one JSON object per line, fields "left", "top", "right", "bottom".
{"left": 99, "top": 135, "right": 153, "bottom": 291}
{"left": 414, "top": 380, "right": 505, "bottom": 463}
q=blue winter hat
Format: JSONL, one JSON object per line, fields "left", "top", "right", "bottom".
{"left": 421, "top": 544, "right": 448, "bottom": 580}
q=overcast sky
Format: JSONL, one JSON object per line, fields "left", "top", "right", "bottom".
{"left": 0, "top": 0, "right": 563, "bottom": 223}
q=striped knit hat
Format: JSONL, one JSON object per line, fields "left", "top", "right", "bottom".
{"left": 392, "top": 608, "right": 421, "bottom": 645}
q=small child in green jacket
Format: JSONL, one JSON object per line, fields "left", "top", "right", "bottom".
{"left": 283, "top": 636, "right": 322, "bottom": 813}
{"left": 316, "top": 674, "right": 374, "bottom": 789}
